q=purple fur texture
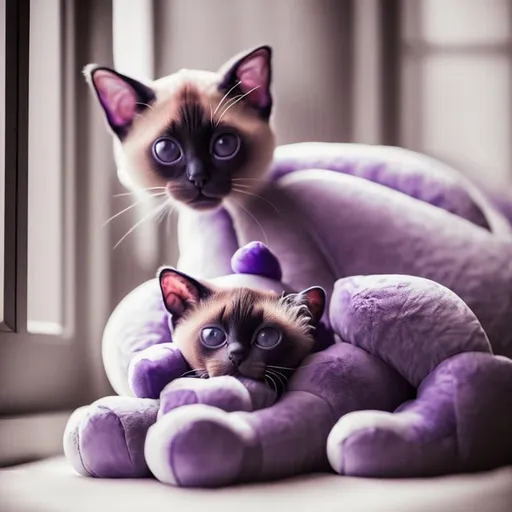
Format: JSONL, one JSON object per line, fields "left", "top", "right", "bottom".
{"left": 65, "top": 142, "right": 512, "bottom": 486}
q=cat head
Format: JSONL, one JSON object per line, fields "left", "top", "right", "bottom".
{"left": 158, "top": 267, "right": 325, "bottom": 380}
{"left": 84, "top": 46, "right": 275, "bottom": 211}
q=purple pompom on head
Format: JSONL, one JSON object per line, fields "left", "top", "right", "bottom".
{"left": 231, "top": 242, "right": 282, "bottom": 281}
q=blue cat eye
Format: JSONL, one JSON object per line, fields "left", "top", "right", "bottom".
{"left": 200, "top": 327, "right": 227, "bottom": 348}
{"left": 211, "top": 132, "right": 240, "bottom": 160}
{"left": 152, "top": 137, "right": 182, "bottom": 165}
{"left": 254, "top": 326, "right": 282, "bottom": 350}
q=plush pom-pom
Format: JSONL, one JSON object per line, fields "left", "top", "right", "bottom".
{"left": 231, "top": 242, "right": 282, "bottom": 281}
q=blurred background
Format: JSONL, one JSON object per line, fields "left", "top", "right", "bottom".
{"left": 1, "top": 0, "right": 512, "bottom": 464}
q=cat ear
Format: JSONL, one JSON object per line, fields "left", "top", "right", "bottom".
{"left": 158, "top": 267, "right": 213, "bottom": 320}
{"left": 83, "top": 64, "right": 155, "bottom": 139}
{"left": 218, "top": 45, "right": 272, "bottom": 119}
{"left": 296, "top": 287, "right": 326, "bottom": 326}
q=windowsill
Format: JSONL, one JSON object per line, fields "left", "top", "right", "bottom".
{"left": 1, "top": 456, "right": 512, "bottom": 512}
{"left": 0, "top": 410, "right": 70, "bottom": 467}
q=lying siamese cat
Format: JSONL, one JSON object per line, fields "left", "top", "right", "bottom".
{"left": 157, "top": 267, "right": 325, "bottom": 386}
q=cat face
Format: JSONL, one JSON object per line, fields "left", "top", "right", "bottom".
{"left": 84, "top": 46, "right": 275, "bottom": 211}
{"left": 158, "top": 268, "right": 325, "bottom": 381}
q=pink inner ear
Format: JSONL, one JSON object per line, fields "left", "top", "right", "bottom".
{"left": 304, "top": 288, "right": 325, "bottom": 322}
{"left": 93, "top": 70, "right": 137, "bottom": 127}
{"left": 237, "top": 50, "right": 270, "bottom": 108}
{"left": 160, "top": 273, "right": 200, "bottom": 315}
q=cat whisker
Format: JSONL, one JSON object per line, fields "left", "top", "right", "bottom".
{"left": 156, "top": 205, "right": 168, "bottom": 225}
{"left": 216, "top": 85, "right": 261, "bottom": 126}
{"left": 206, "top": 360, "right": 230, "bottom": 377}
{"left": 157, "top": 201, "right": 175, "bottom": 229}
{"left": 113, "top": 186, "right": 166, "bottom": 198}
{"left": 263, "top": 374, "right": 271, "bottom": 390}
{"left": 266, "top": 369, "right": 287, "bottom": 393}
{"left": 232, "top": 178, "right": 268, "bottom": 182}
{"left": 102, "top": 191, "right": 167, "bottom": 227}
{"left": 216, "top": 92, "right": 245, "bottom": 115}
{"left": 180, "top": 368, "right": 207, "bottom": 378}
{"left": 212, "top": 80, "right": 241, "bottom": 118}
{"left": 230, "top": 183, "right": 253, "bottom": 188}
{"left": 113, "top": 200, "right": 168, "bottom": 250}
{"left": 267, "top": 364, "right": 299, "bottom": 371}
{"left": 164, "top": 204, "right": 176, "bottom": 233}
{"left": 135, "top": 101, "right": 155, "bottom": 112}
{"left": 267, "top": 362, "right": 322, "bottom": 372}
{"left": 232, "top": 187, "right": 281, "bottom": 215}
{"left": 266, "top": 367, "right": 288, "bottom": 383}
{"left": 264, "top": 372, "right": 278, "bottom": 394}
{"left": 218, "top": 90, "right": 252, "bottom": 109}
{"left": 230, "top": 198, "right": 269, "bottom": 246}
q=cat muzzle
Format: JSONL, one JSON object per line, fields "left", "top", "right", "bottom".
{"left": 227, "top": 342, "right": 246, "bottom": 367}
{"left": 186, "top": 160, "right": 209, "bottom": 189}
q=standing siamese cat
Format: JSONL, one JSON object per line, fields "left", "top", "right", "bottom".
{"left": 84, "top": 45, "right": 275, "bottom": 211}
{"left": 86, "top": 46, "right": 326, "bottom": 380}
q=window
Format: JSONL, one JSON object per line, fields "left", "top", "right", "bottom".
{"left": 0, "top": 0, "right": 167, "bottom": 426}
{"left": 0, "top": 0, "right": 7, "bottom": 331}
{"left": 0, "top": 0, "right": 20, "bottom": 336}
{"left": 0, "top": 0, "right": 90, "bottom": 420}
{"left": 27, "top": 0, "right": 65, "bottom": 335}
{"left": 400, "top": 0, "right": 512, "bottom": 190}
{"left": 0, "top": 0, "right": 110, "bottom": 464}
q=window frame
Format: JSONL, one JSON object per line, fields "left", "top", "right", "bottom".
{"left": 0, "top": 0, "right": 116, "bottom": 419}
{"left": 1, "top": 0, "right": 29, "bottom": 333}
{"left": 399, "top": 0, "right": 512, "bottom": 188}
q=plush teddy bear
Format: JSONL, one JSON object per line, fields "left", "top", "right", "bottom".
{"left": 64, "top": 142, "right": 512, "bottom": 487}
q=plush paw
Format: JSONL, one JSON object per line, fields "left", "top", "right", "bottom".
{"left": 63, "top": 406, "right": 93, "bottom": 477}
{"left": 327, "top": 352, "right": 512, "bottom": 477}
{"left": 159, "top": 376, "right": 254, "bottom": 416}
{"left": 145, "top": 404, "right": 257, "bottom": 487}
{"left": 128, "top": 343, "right": 190, "bottom": 399}
{"left": 327, "top": 409, "right": 457, "bottom": 477}
{"left": 63, "top": 396, "right": 159, "bottom": 478}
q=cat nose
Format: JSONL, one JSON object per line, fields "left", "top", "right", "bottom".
{"left": 186, "top": 160, "right": 208, "bottom": 189}
{"left": 228, "top": 342, "right": 246, "bottom": 367}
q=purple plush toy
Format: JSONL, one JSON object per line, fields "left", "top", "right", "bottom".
{"left": 64, "top": 142, "right": 512, "bottom": 487}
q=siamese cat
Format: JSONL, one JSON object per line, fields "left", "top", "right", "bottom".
{"left": 158, "top": 266, "right": 325, "bottom": 384}
{"left": 87, "top": 46, "right": 324, "bottom": 387}
{"left": 84, "top": 45, "right": 275, "bottom": 211}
